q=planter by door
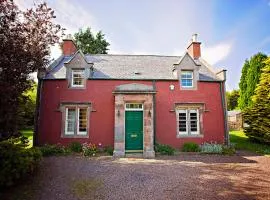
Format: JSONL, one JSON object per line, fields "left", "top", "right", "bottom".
{"left": 125, "top": 111, "right": 143, "bottom": 152}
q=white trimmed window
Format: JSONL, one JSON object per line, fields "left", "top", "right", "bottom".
{"left": 177, "top": 109, "right": 200, "bottom": 135}
{"left": 181, "top": 71, "right": 193, "bottom": 87}
{"left": 65, "top": 107, "right": 88, "bottom": 136}
{"left": 71, "top": 69, "right": 85, "bottom": 87}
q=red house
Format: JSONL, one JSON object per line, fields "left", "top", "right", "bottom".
{"left": 36, "top": 34, "right": 228, "bottom": 158}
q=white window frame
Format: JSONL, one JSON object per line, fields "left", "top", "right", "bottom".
{"left": 71, "top": 69, "right": 85, "bottom": 88}
{"left": 177, "top": 108, "right": 200, "bottom": 135}
{"left": 125, "top": 103, "right": 144, "bottom": 111}
{"left": 181, "top": 70, "right": 193, "bottom": 88}
{"left": 64, "top": 106, "right": 89, "bottom": 137}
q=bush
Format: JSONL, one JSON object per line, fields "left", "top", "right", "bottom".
{"left": 68, "top": 142, "right": 82, "bottom": 153}
{"left": 222, "top": 145, "right": 236, "bottom": 155}
{"left": 200, "top": 142, "right": 223, "bottom": 154}
{"left": 155, "top": 143, "right": 175, "bottom": 155}
{"left": 104, "top": 146, "right": 114, "bottom": 155}
{"left": 82, "top": 143, "right": 97, "bottom": 156}
{"left": 0, "top": 139, "right": 42, "bottom": 187}
{"left": 39, "top": 144, "right": 70, "bottom": 156}
{"left": 181, "top": 142, "right": 200, "bottom": 152}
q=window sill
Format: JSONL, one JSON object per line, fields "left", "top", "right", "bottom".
{"left": 68, "top": 86, "right": 86, "bottom": 90}
{"left": 61, "top": 135, "right": 89, "bottom": 138}
{"left": 176, "top": 134, "right": 203, "bottom": 138}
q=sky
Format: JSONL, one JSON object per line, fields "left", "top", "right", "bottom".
{"left": 14, "top": 0, "right": 270, "bottom": 90}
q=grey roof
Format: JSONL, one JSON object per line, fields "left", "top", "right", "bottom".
{"left": 228, "top": 110, "right": 242, "bottom": 116}
{"left": 114, "top": 83, "right": 155, "bottom": 93}
{"left": 45, "top": 53, "right": 221, "bottom": 81}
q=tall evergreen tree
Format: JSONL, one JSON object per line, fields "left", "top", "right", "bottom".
{"left": 74, "top": 27, "right": 110, "bottom": 54}
{"left": 243, "top": 58, "right": 270, "bottom": 144}
{"left": 238, "top": 60, "right": 250, "bottom": 109}
{"left": 226, "top": 90, "right": 239, "bottom": 110}
{"left": 238, "top": 53, "right": 267, "bottom": 109}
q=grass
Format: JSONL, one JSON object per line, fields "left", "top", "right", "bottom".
{"left": 230, "top": 130, "right": 270, "bottom": 155}
{"left": 20, "top": 129, "right": 33, "bottom": 148}
{"left": 70, "top": 179, "right": 103, "bottom": 199}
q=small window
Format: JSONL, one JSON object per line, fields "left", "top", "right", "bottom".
{"left": 125, "top": 103, "right": 143, "bottom": 110}
{"left": 181, "top": 71, "right": 193, "bottom": 87}
{"left": 64, "top": 106, "right": 88, "bottom": 137}
{"left": 71, "top": 69, "right": 85, "bottom": 87}
{"left": 177, "top": 109, "right": 199, "bottom": 135}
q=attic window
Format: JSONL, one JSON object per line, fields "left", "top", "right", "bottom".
{"left": 71, "top": 69, "right": 85, "bottom": 88}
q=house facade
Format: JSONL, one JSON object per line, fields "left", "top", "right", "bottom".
{"left": 36, "top": 34, "right": 228, "bottom": 158}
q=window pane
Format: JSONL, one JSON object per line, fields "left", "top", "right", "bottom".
{"left": 190, "top": 111, "right": 198, "bottom": 133}
{"left": 72, "top": 69, "right": 85, "bottom": 87}
{"left": 78, "top": 108, "right": 87, "bottom": 134}
{"left": 178, "top": 112, "right": 187, "bottom": 132}
{"left": 66, "top": 108, "right": 76, "bottom": 134}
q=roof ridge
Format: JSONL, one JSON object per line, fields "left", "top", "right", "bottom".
{"left": 85, "top": 54, "right": 180, "bottom": 58}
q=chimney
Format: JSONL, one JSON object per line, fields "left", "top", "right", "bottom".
{"left": 187, "top": 33, "right": 201, "bottom": 59}
{"left": 62, "top": 34, "right": 77, "bottom": 56}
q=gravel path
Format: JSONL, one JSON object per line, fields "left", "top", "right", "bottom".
{"left": 2, "top": 151, "right": 270, "bottom": 200}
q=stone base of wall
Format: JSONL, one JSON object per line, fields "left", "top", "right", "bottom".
{"left": 143, "top": 150, "right": 155, "bottom": 158}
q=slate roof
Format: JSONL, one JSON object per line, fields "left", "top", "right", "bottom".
{"left": 45, "top": 54, "right": 221, "bottom": 81}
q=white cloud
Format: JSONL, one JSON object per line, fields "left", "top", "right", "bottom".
{"left": 202, "top": 41, "right": 233, "bottom": 65}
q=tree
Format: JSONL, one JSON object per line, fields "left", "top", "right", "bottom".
{"left": 238, "top": 60, "right": 250, "bottom": 109}
{"left": 226, "top": 90, "right": 239, "bottom": 110}
{"left": 243, "top": 58, "right": 270, "bottom": 144}
{"left": 0, "top": 0, "right": 64, "bottom": 139}
{"left": 238, "top": 53, "right": 267, "bottom": 109}
{"left": 17, "top": 84, "right": 37, "bottom": 129}
{"left": 74, "top": 27, "right": 110, "bottom": 54}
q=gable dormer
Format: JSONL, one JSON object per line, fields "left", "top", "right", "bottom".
{"left": 64, "top": 50, "right": 93, "bottom": 89}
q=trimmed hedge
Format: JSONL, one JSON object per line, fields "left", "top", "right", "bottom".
{"left": 182, "top": 142, "right": 200, "bottom": 152}
{"left": 155, "top": 143, "right": 175, "bottom": 155}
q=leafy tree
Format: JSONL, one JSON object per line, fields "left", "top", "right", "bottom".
{"left": 243, "top": 58, "right": 270, "bottom": 144}
{"left": 0, "top": 0, "right": 64, "bottom": 139}
{"left": 226, "top": 90, "right": 239, "bottom": 110}
{"left": 74, "top": 27, "right": 110, "bottom": 54}
{"left": 17, "top": 84, "right": 37, "bottom": 129}
{"left": 238, "top": 53, "right": 267, "bottom": 109}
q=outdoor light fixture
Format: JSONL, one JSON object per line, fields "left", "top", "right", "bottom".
{"left": 169, "top": 84, "right": 175, "bottom": 91}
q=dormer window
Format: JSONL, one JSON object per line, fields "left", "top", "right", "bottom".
{"left": 181, "top": 71, "right": 193, "bottom": 88}
{"left": 71, "top": 69, "right": 85, "bottom": 88}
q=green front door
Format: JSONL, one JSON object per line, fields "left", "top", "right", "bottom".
{"left": 125, "top": 111, "right": 143, "bottom": 152}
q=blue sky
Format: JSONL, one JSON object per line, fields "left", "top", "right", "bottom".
{"left": 15, "top": 0, "right": 270, "bottom": 90}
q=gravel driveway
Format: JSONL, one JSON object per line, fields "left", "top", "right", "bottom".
{"left": 2, "top": 151, "right": 270, "bottom": 200}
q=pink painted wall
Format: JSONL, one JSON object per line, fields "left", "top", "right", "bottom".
{"left": 38, "top": 79, "right": 225, "bottom": 148}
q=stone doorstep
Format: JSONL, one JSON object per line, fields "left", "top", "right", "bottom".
{"left": 125, "top": 153, "right": 143, "bottom": 158}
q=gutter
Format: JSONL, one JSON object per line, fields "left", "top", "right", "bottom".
{"left": 152, "top": 80, "right": 156, "bottom": 146}
{"left": 220, "top": 81, "right": 229, "bottom": 145}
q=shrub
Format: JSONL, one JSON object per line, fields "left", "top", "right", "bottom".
{"left": 181, "top": 142, "right": 200, "bottom": 152}
{"left": 104, "top": 146, "right": 113, "bottom": 155}
{"left": 82, "top": 143, "right": 97, "bottom": 156}
{"left": 200, "top": 142, "right": 223, "bottom": 154}
{"left": 0, "top": 139, "right": 42, "bottom": 187}
{"left": 39, "top": 144, "right": 70, "bottom": 156}
{"left": 222, "top": 145, "right": 236, "bottom": 155}
{"left": 68, "top": 142, "right": 82, "bottom": 153}
{"left": 155, "top": 143, "right": 175, "bottom": 155}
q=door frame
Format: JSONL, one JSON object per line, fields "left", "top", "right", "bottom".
{"left": 124, "top": 103, "right": 144, "bottom": 153}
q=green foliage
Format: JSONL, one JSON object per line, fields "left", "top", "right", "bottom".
{"left": 74, "top": 27, "right": 110, "bottom": 54}
{"left": 181, "top": 142, "right": 200, "bottom": 152}
{"left": 200, "top": 142, "right": 223, "bottom": 154}
{"left": 230, "top": 131, "right": 270, "bottom": 155}
{"left": 243, "top": 59, "right": 270, "bottom": 144}
{"left": 238, "top": 53, "right": 267, "bottom": 109}
{"left": 82, "top": 143, "right": 97, "bottom": 156}
{"left": 104, "top": 146, "right": 114, "bottom": 156}
{"left": 18, "top": 84, "right": 37, "bottom": 129}
{"left": 68, "top": 141, "right": 82, "bottom": 153}
{"left": 0, "top": 138, "right": 42, "bottom": 187}
{"left": 155, "top": 143, "right": 175, "bottom": 155}
{"left": 226, "top": 90, "right": 239, "bottom": 110}
{"left": 222, "top": 145, "right": 236, "bottom": 155}
{"left": 39, "top": 144, "right": 70, "bottom": 156}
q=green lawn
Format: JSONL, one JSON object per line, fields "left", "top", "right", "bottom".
{"left": 230, "top": 130, "right": 270, "bottom": 155}
{"left": 21, "top": 129, "right": 33, "bottom": 148}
